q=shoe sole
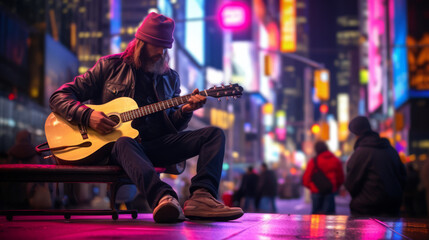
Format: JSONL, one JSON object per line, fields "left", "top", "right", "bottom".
{"left": 153, "top": 203, "right": 181, "bottom": 223}
{"left": 185, "top": 212, "right": 244, "bottom": 221}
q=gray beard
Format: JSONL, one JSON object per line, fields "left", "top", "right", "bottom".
{"left": 143, "top": 58, "right": 166, "bottom": 75}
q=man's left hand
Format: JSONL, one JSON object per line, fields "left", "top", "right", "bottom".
{"left": 182, "top": 88, "right": 207, "bottom": 113}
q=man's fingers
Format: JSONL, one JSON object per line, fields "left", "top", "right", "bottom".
{"left": 102, "top": 117, "right": 117, "bottom": 126}
{"left": 100, "top": 113, "right": 117, "bottom": 126}
{"left": 97, "top": 125, "right": 113, "bottom": 134}
{"left": 189, "top": 95, "right": 206, "bottom": 104}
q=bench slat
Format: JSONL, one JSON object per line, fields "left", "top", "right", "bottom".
{"left": 0, "top": 164, "right": 131, "bottom": 183}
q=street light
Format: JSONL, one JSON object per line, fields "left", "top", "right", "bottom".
{"left": 311, "top": 124, "right": 321, "bottom": 135}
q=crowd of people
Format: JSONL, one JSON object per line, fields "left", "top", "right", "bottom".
{"left": 234, "top": 115, "right": 429, "bottom": 218}
{"left": 233, "top": 163, "right": 278, "bottom": 213}
{"left": 301, "top": 116, "right": 409, "bottom": 216}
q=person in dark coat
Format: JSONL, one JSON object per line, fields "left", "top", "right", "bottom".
{"left": 7, "top": 130, "right": 40, "bottom": 164}
{"left": 238, "top": 166, "right": 259, "bottom": 212}
{"left": 345, "top": 116, "right": 406, "bottom": 217}
{"left": 1, "top": 130, "right": 52, "bottom": 210}
{"left": 303, "top": 141, "right": 344, "bottom": 214}
{"left": 257, "top": 163, "right": 278, "bottom": 213}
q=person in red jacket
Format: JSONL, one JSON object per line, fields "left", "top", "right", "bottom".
{"left": 303, "top": 141, "right": 344, "bottom": 214}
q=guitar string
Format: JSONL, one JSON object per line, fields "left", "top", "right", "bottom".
{"left": 119, "top": 90, "right": 214, "bottom": 122}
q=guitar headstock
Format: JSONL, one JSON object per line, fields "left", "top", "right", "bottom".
{"left": 205, "top": 84, "right": 244, "bottom": 99}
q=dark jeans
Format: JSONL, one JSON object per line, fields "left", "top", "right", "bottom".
{"left": 259, "top": 196, "right": 277, "bottom": 213}
{"left": 109, "top": 126, "right": 225, "bottom": 209}
{"left": 311, "top": 193, "right": 336, "bottom": 214}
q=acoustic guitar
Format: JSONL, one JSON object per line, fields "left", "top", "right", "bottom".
{"left": 44, "top": 84, "right": 243, "bottom": 164}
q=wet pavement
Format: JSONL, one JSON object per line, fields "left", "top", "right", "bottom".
{"left": 1, "top": 212, "right": 429, "bottom": 240}
{"left": 3, "top": 193, "right": 429, "bottom": 239}
{"left": 275, "top": 192, "right": 351, "bottom": 216}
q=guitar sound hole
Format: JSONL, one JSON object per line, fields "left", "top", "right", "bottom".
{"left": 108, "top": 115, "right": 120, "bottom": 125}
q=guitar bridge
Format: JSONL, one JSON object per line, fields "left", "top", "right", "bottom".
{"left": 78, "top": 124, "right": 88, "bottom": 140}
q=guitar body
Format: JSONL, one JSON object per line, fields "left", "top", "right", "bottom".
{"left": 45, "top": 97, "right": 139, "bottom": 164}
{"left": 44, "top": 84, "right": 244, "bottom": 164}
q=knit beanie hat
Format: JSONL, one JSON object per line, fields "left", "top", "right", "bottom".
{"left": 349, "top": 116, "right": 373, "bottom": 136}
{"left": 135, "top": 12, "right": 175, "bottom": 49}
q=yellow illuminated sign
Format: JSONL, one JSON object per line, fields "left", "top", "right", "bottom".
{"left": 210, "top": 108, "right": 235, "bottom": 130}
{"left": 280, "top": 0, "right": 296, "bottom": 53}
{"left": 262, "top": 103, "right": 274, "bottom": 114}
{"left": 320, "top": 122, "right": 330, "bottom": 141}
{"left": 314, "top": 69, "right": 330, "bottom": 101}
{"left": 264, "top": 55, "right": 272, "bottom": 76}
{"left": 338, "top": 122, "right": 348, "bottom": 141}
{"left": 337, "top": 94, "right": 349, "bottom": 141}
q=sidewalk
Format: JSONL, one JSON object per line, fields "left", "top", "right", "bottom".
{"left": 2, "top": 212, "right": 427, "bottom": 239}
{"left": 265, "top": 190, "right": 351, "bottom": 215}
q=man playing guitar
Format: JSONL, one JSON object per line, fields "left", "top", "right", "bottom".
{"left": 49, "top": 12, "right": 243, "bottom": 223}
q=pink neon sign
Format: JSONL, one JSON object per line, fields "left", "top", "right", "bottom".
{"left": 368, "top": 0, "right": 384, "bottom": 113}
{"left": 218, "top": 2, "right": 250, "bottom": 30}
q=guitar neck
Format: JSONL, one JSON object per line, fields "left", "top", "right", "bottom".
{"left": 120, "top": 91, "right": 208, "bottom": 122}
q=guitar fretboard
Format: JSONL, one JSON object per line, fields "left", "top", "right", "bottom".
{"left": 120, "top": 92, "right": 207, "bottom": 122}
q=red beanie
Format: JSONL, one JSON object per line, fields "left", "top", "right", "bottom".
{"left": 135, "top": 12, "right": 175, "bottom": 49}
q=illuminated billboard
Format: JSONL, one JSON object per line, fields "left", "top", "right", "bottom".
{"left": 280, "top": 0, "right": 296, "bottom": 53}
{"left": 337, "top": 93, "right": 349, "bottom": 141}
{"left": 110, "top": 0, "right": 121, "bottom": 54}
{"left": 185, "top": 0, "right": 205, "bottom": 65}
{"left": 393, "top": 0, "right": 409, "bottom": 108}
{"left": 231, "top": 42, "right": 257, "bottom": 91}
{"left": 368, "top": 0, "right": 384, "bottom": 113}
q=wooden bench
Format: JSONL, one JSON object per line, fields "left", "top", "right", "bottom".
{"left": 0, "top": 162, "right": 185, "bottom": 221}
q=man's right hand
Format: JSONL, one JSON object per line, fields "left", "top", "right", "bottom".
{"left": 89, "top": 111, "right": 116, "bottom": 135}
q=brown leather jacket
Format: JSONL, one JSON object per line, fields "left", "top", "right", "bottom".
{"left": 49, "top": 53, "right": 192, "bottom": 134}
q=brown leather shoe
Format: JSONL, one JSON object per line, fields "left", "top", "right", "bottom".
{"left": 184, "top": 189, "right": 244, "bottom": 221}
{"left": 153, "top": 194, "right": 185, "bottom": 223}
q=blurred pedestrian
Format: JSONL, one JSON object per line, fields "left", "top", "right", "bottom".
{"left": 238, "top": 166, "right": 259, "bottom": 212}
{"left": 345, "top": 116, "right": 406, "bottom": 217}
{"left": 403, "top": 159, "right": 427, "bottom": 217}
{"left": 0, "top": 130, "right": 52, "bottom": 209}
{"left": 257, "top": 163, "right": 277, "bottom": 213}
{"left": 303, "top": 141, "right": 344, "bottom": 214}
{"left": 419, "top": 154, "right": 429, "bottom": 217}
{"left": 7, "top": 130, "right": 40, "bottom": 164}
